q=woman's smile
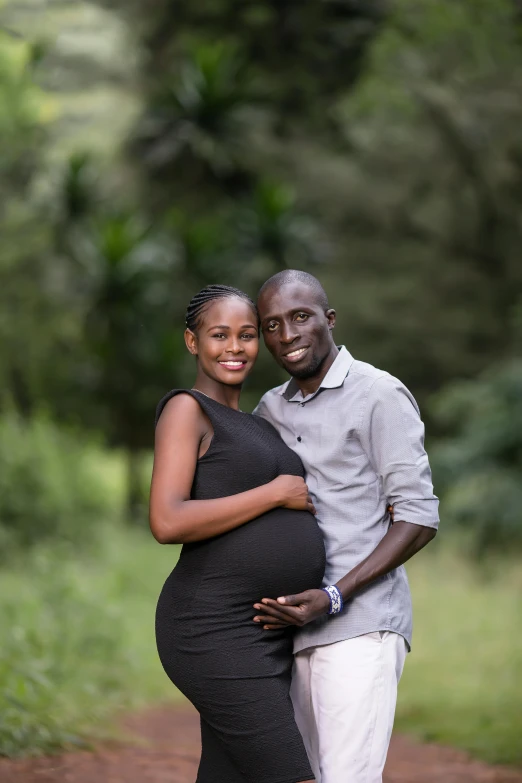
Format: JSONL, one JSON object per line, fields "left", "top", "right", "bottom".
{"left": 218, "top": 359, "right": 248, "bottom": 371}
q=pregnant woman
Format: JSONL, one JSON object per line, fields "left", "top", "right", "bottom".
{"left": 150, "top": 284, "right": 325, "bottom": 783}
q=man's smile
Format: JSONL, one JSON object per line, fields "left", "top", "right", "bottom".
{"left": 283, "top": 346, "right": 309, "bottom": 362}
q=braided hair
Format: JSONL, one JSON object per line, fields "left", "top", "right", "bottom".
{"left": 185, "top": 284, "right": 258, "bottom": 333}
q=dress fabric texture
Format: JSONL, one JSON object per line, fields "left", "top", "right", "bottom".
{"left": 154, "top": 389, "right": 326, "bottom": 783}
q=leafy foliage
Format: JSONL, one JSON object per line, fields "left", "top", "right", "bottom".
{"left": 1, "top": 0, "right": 522, "bottom": 547}
{"left": 135, "top": 41, "right": 252, "bottom": 183}
{"left": 431, "top": 361, "right": 522, "bottom": 555}
{"left": 113, "top": 0, "right": 522, "bottom": 408}
{"left": 0, "top": 410, "right": 122, "bottom": 552}
{"left": 0, "top": 30, "right": 54, "bottom": 192}
{"left": 0, "top": 28, "right": 72, "bottom": 417}
{"left": 1, "top": 0, "right": 522, "bottom": 767}
{"left": 327, "top": 0, "right": 522, "bottom": 393}
{"left": 0, "top": 528, "right": 176, "bottom": 756}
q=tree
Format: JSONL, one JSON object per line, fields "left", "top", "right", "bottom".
{"left": 104, "top": 0, "right": 522, "bottom": 410}
{"left": 321, "top": 0, "right": 522, "bottom": 400}
{"left": 430, "top": 360, "right": 522, "bottom": 555}
{"left": 63, "top": 204, "right": 184, "bottom": 518}
{"left": 101, "top": 4, "right": 383, "bottom": 397}
{"left": 0, "top": 28, "right": 69, "bottom": 416}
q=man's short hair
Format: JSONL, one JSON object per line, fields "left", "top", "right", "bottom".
{"left": 258, "top": 270, "right": 329, "bottom": 311}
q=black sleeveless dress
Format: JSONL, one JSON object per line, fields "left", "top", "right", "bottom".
{"left": 154, "top": 390, "right": 325, "bottom": 783}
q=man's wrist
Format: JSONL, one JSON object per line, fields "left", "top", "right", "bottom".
{"left": 321, "top": 585, "right": 344, "bottom": 614}
{"left": 335, "top": 578, "right": 350, "bottom": 603}
{"left": 318, "top": 589, "right": 331, "bottom": 614}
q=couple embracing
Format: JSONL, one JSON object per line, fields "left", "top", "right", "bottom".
{"left": 150, "top": 270, "right": 439, "bottom": 783}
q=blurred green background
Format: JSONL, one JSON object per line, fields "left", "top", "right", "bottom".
{"left": 0, "top": 0, "right": 521, "bottom": 766}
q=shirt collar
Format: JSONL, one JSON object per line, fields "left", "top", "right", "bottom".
{"left": 280, "top": 346, "right": 354, "bottom": 401}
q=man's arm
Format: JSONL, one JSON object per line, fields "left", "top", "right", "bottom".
{"left": 253, "top": 375, "right": 439, "bottom": 630}
{"left": 253, "top": 521, "right": 435, "bottom": 629}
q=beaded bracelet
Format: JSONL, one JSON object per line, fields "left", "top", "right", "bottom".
{"left": 321, "top": 585, "right": 344, "bottom": 615}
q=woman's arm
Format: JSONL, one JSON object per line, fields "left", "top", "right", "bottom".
{"left": 149, "top": 394, "right": 313, "bottom": 544}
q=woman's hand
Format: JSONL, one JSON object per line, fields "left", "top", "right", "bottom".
{"left": 270, "top": 475, "right": 316, "bottom": 515}
{"left": 152, "top": 396, "right": 319, "bottom": 544}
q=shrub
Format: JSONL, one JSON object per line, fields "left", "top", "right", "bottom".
{"left": 0, "top": 528, "right": 177, "bottom": 756}
{"left": 430, "top": 360, "right": 522, "bottom": 556}
{"left": 0, "top": 410, "right": 123, "bottom": 553}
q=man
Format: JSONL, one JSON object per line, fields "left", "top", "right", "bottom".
{"left": 252, "top": 270, "right": 439, "bottom": 783}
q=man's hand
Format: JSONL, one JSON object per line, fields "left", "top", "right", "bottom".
{"left": 253, "top": 589, "right": 330, "bottom": 630}
{"left": 252, "top": 508, "right": 419, "bottom": 630}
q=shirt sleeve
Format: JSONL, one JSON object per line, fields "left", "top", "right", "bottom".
{"left": 252, "top": 393, "right": 274, "bottom": 426}
{"left": 359, "top": 375, "right": 439, "bottom": 529}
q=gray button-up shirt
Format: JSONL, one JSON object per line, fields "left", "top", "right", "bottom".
{"left": 254, "top": 346, "right": 439, "bottom": 653}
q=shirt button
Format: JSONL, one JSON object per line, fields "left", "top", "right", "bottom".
{"left": 297, "top": 436, "right": 302, "bottom": 442}
{"left": 299, "top": 402, "right": 304, "bottom": 407}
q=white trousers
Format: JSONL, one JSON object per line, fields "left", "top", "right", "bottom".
{"left": 291, "top": 632, "right": 407, "bottom": 783}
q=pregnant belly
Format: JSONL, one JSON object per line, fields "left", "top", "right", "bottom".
{"left": 164, "top": 508, "right": 326, "bottom": 609}
{"left": 156, "top": 510, "right": 325, "bottom": 688}
{"left": 223, "top": 508, "right": 326, "bottom": 598}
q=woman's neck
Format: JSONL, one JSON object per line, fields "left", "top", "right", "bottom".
{"left": 192, "top": 376, "right": 242, "bottom": 410}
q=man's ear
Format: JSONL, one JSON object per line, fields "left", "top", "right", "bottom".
{"left": 184, "top": 328, "right": 198, "bottom": 356}
{"left": 326, "top": 308, "right": 336, "bottom": 330}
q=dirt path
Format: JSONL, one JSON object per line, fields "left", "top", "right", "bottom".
{"left": 1, "top": 703, "right": 521, "bottom": 783}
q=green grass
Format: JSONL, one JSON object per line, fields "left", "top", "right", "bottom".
{"left": 1, "top": 528, "right": 521, "bottom": 766}
{"left": 0, "top": 526, "right": 180, "bottom": 757}
{"left": 397, "top": 545, "right": 522, "bottom": 766}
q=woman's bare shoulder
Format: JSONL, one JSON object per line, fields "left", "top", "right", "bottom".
{"left": 156, "top": 391, "right": 207, "bottom": 433}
